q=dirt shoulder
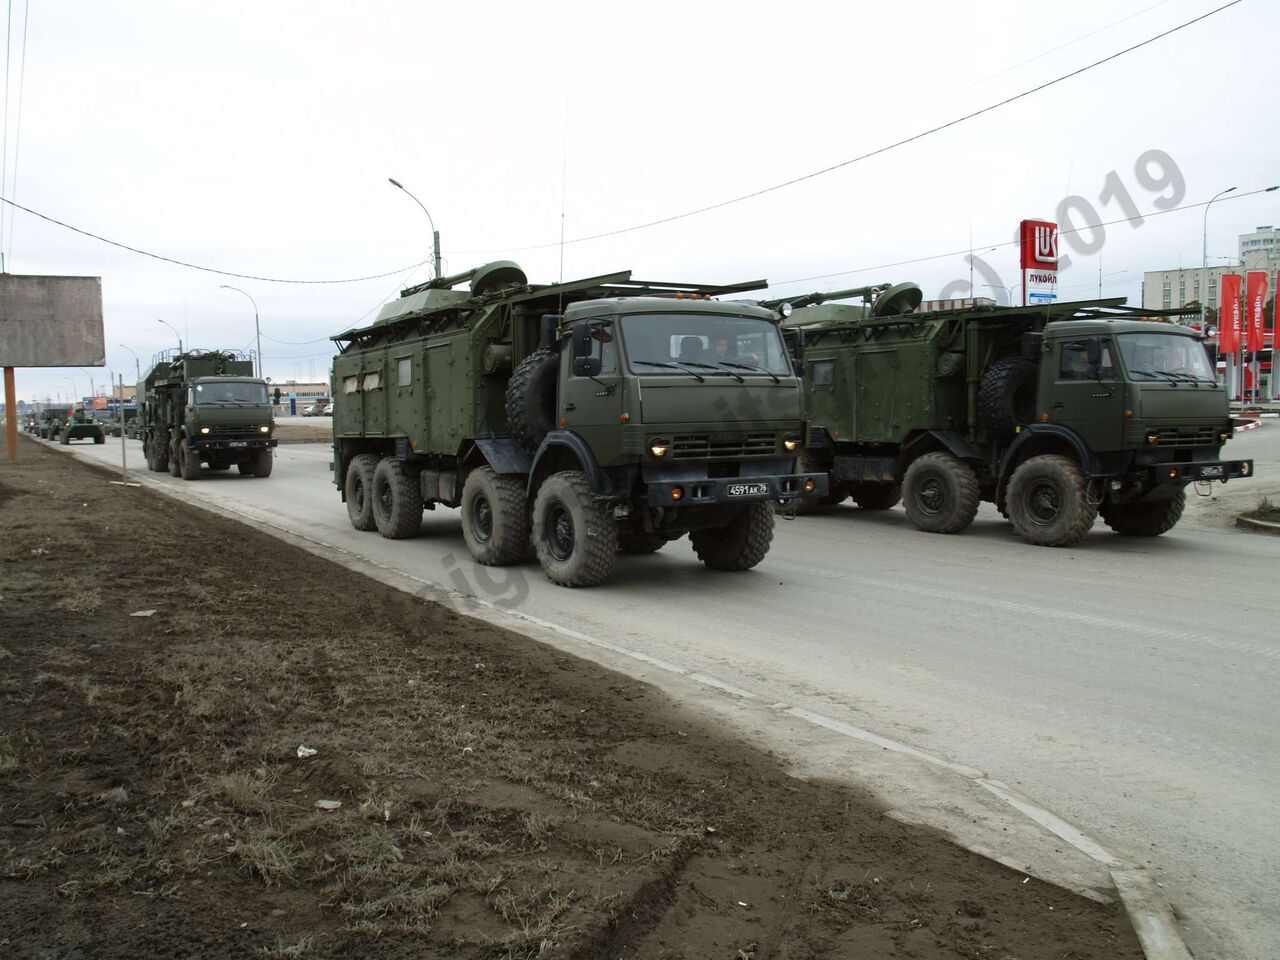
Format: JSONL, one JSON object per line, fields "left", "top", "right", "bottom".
{"left": 0, "top": 438, "right": 1141, "bottom": 959}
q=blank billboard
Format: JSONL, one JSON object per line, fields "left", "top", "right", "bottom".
{"left": 0, "top": 274, "right": 105, "bottom": 367}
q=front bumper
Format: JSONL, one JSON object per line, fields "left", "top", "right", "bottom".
{"left": 192, "top": 436, "right": 278, "bottom": 451}
{"left": 645, "top": 471, "right": 828, "bottom": 506}
{"left": 1154, "top": 459, "right": 1253, "bottom": 484}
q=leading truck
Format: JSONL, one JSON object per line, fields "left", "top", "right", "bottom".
{"left": 330, "top": 261, "right": 825, "bottom": 587}
{"left": 140, "top": 349, "right": 276, "bottom": 479}
{"left": 778, "top": 286, "right": 1254, "bottom": 546}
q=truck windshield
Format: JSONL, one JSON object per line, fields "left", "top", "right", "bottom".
{"left": 1115, "top": 333, "right": 1215, "bottom": 383}
{"left": 619, "top": 313, "right": 791, "bottom": 376}
{"left": 194, "top": 381, "right": 268, "bottom": 404}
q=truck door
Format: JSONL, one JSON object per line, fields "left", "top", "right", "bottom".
{"left": 1045, "top": 336, "right": 1124, "bottom": 451}
{"left": 559, "top": 321, "right": 622, "bottom": 452}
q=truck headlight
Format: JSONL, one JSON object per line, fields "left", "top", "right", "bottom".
{"left": 1146, "top": 433, "right": 1158, "bottom": 445}
{"left": 200, "top": 427, "right": 210, "bottom": 435}
{"left": 649, "top": 439, "right": 669, "bottom": 458}
{"left": 783, "top": 437, "right": 800, "bottom": 452}
{"left": 260, "top": 425, "right": 270, "bottom": 433}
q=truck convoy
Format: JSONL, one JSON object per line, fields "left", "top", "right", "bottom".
{"left": 59, "top": 408, "right": 106, "bottom": 445}
{"left": 778, "top": 286, "right": 1253, "bottom": 546}
{"left": 35, "top": 407, "right": 68, "bottom": 440}
{"left": 330, "top": 261, "right": 824, "bottom": 587}
{"left": 140, "top": 349, "right": 276, "bottom": 480}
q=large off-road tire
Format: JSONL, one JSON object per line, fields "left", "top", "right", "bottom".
{"left": 59, "top": 430, "right": 70, "bottom": 445}
{"left": 532, "top": 471, "right": 617, "bottom": 587}
{"left": 344, "top": 454, "right": 379, "bottom": 530}
{"left": 505, "top": 348, "right": 560, "bottom": 454}
{"left": 1006, "top": 454, "right": 1097, "bottom": 547}
{"left": 978, "top": 355, "right": 1038, "bottom": 441}
{"left": 850, "top": 482, "right": 901, "bottom": 511}
{"left": 180, "top": 439, "right": 202, "bottom": 480}
{"left": 788, "top": 451, "right": 848, "bottom": 514}
{"left": 144, "top": 440, "right": 157, "bottom": 472}
{"left": 93, "top": 432, "right": 105, "bottom": 444}
{"left": 691, "top": 502, "right": 775, "bottom": 571}
{"left": 168, "top": 438, "right": 182, "bottom": 477}
{"left": 617, "top": 531, "right": 667, "bottom": 554}
{"left": 902, "top": 452, "right": 979, "bottom": 534}
{"left": 372, "top": 458, "right": 423, "bottom": 539}
{"left": 250, "top": 448, "right": 273, "bottom": 478}
{"left": 461, "top": 467, "right": 531, "bottom": 566}
{"left": 1099, "top": 488, "right": 1185, "bottom": 537}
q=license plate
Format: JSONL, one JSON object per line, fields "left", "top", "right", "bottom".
{"left": 228, "top": 441, "right": 247, "bottom": 447}
{"left": 1199, "top": 464, "right": 1224, "bottom": 478}
{"left": 726, "top": 482, "right": 769, "bottom": 497}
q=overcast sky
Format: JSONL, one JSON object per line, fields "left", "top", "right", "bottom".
{"left": 4, "top": 0, "right": 1278, "bottom": 402}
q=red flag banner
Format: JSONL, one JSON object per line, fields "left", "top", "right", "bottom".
{"left": 1245, "top": 271, "right": 1268, "bottom": 353}
{"left": 1219, "top": 274, "right": 1243, "bottom": 354}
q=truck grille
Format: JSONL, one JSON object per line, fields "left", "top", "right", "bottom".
{"left": 1150, "top": 427, "right": 1217, "bottom": 447}
{"left": 206, "top": 425, "right": 262, "bottom": 436}
{"left": 672, "top": 432, "right": 776, "bottom": 460}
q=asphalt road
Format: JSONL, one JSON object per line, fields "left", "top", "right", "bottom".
{"left": 58, "top": 427, "right": 1280, "bottom": 959}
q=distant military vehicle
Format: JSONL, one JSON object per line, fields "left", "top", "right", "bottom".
{"left": 331, "top": 261, "right": 824, "bottom": 587}
{"left": 103, "top": 407, "right": 138, "bottom": 438}
{"left": 36, "top": 407, "right": 69, "bottom": 440}
{"left": 779, "top": 286, "right": 1253, "bottom": 546}
{"left": 140, "top": 350, "right": 276, "bottom": 479}
{"left": 59, "top": 408, "right": 106, "bottom": 445}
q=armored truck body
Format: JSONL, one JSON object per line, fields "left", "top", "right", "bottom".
{"left": 140, "top": 350, "right": 276, "bottom": 480}
{"left": 60, "top": 408, "right": 106, "bottom": 445}
{"left": 784, "top": 289, "right": 1252, "bottom": 546}
{"left": 332, "top": 262, "right": 824, "bottom": 586}
{"left": 36, "top": 407, "right": 68, "bottom": 440}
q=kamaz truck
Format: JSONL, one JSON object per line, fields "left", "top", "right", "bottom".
{"left": 59, "top": 408, "right": 106, "bottom": 445}
{"left": 140, "top": 349, "right": 276, "bottom": 480}
{"left": 330, "top": 261, "right": 824, "bottom": 587}
{"left": 36, "top": 407, "right": 69, "bottom": 440}
{"left": 778, "top": 285, "right": 1253, "bottom": 546}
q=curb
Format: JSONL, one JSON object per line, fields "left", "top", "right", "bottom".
{"left": 35, "top": 435, "right": 1197, "bottom": 960}
{"left": 1236, "top": 513, "right": 1280, "bottom": 535}
{"left": 1234, "top": 419, "right": 1262, "bottom": 432}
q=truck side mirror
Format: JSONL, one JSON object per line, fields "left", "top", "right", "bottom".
{"left": 1021, "top": 332, "right": 1043, "bottom": 360}
{"left": 1086, "top": 338, "right": 1102, "bottom": 366}
{"left": 792, "top": 329, "right": 805, "bottom": 375}
{"left": 570, "top": 322, "right": 602, "bottom": 377}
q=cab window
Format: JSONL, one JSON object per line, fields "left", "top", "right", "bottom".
{"left": 575, "top": 323, "right": 617, "bottom": 375}
{"left": 1059, "top": 339, "right": 1115, "bottom": 380}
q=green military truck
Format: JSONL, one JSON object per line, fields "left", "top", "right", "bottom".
{"left": 779, "top": 286, "right": 1253, "bottom": 546}
{"left": 59, "top": 408, "right": 106, "bottom": 445}
{"left": 331, "top": 261, "right": 824, "bottom": 587}
{"left": 36, "top": 407, "right": 69, "bottom": 440}
{"left": 140, "top": 349, "right": 276, "bottom": 480}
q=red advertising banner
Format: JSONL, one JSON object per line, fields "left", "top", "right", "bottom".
{"left": 1245, "top": 271, "right": 1268, "bottom": 353}
{"left": 1219, "top": 274, "right": 1242, "bottom": 354}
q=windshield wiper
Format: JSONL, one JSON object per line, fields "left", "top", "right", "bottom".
{"left": 1155, "top": 370, "right": 1202, "bottom": 387}
{"left": 633, "top": 359, "right": 704, "bottom": 382}
{"left": 1129, "top": 369, "right": 1179, "bottom": 385}
{"left": 718, "top": 360, "right": 779, "bottom": 384}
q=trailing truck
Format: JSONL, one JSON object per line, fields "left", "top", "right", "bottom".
{"left": 59, "top": 408, "right": 106, "bottom": 445}
{"left": 778, "top": 286, "right": 1253, "bottom": 546}
{"left": 140, "top": 349, "right": 276, "bottom": 480}
{"left": 330, "top": 261, "right": 824, "bottom": 587}
{"left": 36, "top": 407, "right": 69, "bottom": 440}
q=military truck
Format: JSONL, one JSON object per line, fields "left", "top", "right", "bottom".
{"left": 331, "top": 261, "right": 824, "bottom": 587}
{"left": 778, "top": 286, "right": 1253, "bottom": 546}
{"left": 59, "top": 408, "right": 106, "bottom": 445}
{"left": 140, "top": 349, "right": 276, "bottom": 480}
{"left": 103, "top": 407, "right": 137, "bottom": 438}
{"left": 36, "top": 407, "right": 69, "bottom": 440}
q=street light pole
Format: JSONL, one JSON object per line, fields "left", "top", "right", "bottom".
{"left": 219, "top": 285, "right": 262, "bottom": 378}
{"left": 157, "top": 318, "right": 182, "bottom": 354}
{"left": 388, "top": 177, "right": 441, "bottom": 279}
{"left": 119, "top": 343, "right": 141, "bottom": 388}
{"left": 1202, "top": 186, "right": 1235, "bottom": 391}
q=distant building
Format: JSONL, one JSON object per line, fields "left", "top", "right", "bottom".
{"left": 1142, "top": 226, "right": 1279, "bottom": 313}
{"left": 1239, "top": 224, "right": 1280, "bottom": 268}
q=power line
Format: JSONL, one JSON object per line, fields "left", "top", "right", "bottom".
{"left": 456, "top": 0, "right": 1242, "bottom": 255}
{"left": 0, "top": 194, "right": 433, "bottom": 283}
{"left": 766, "top": 186, "right": 1275, "bottom": 291}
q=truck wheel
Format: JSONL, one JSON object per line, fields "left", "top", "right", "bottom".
{"left": 167, "top": 438, "right": 182, "bottom": 477}
{"left": 788, "top": 452, "right": 848, "bottom": 514}
{"left": 153, "top": 438, "right": 170, "bottom": 473}
{"left": 691, "top": 502, "right": 774, "bottom": 571}
{"left": 93, "top": 432, "right": 105, "bottom": 444}
{"left": 979, "top": 355, "right": 1038, "bottom": 440}
{"left": 1006, "top": 454, "right": 1097, "bottom": 547}
{"left": 461, "top": 467, "right": 531, "bottom": 565}
{"left": 618, "top": 531, "right": 667, "bottom": 554}
{"left": 532, "top": 471, "right": 617, "bottom": 587}
{"left": 180, "top": 439, "right": 202, "bottom": 480}
{"left": 505, "top": 348, "right": 559, "bottom": 454}
{"left": 372, "top": 458, "right": 423, "bottom": 539}
{"left": 250, "top": 448, "right": 273, "bottom": 478}
{"left": 59, "top": 430, "right": 70, "bottom": 445}
{"left": 902, "top": 452, "right": 979, "bottom": 534}
{"left": 344, "top": 454, "right": 379, "bottom": 530}
{"left": 851, "top": 482, "right": 901, "bottom": 511}
{"left": 1099, "top": 489, "right": 1185, "bottom": 537}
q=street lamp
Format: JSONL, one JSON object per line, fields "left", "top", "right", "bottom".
{"left": 388, "top": 177, "right": 441, "bottom": 279}
{"left": 219, "top": 285, "right": 262, "bottom": 378}
{"left": 118, "top": 344, "right": 141, "bottom": 387}
{"left": 981, "top": 282, "right": 1021, "bottom": 307}
{"left": 157, "top": 318, "right": 182, "bottom": 353}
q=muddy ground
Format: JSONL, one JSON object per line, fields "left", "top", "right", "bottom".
{"left": 0, "top": 438, "right": 1142, "bottom": 959}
